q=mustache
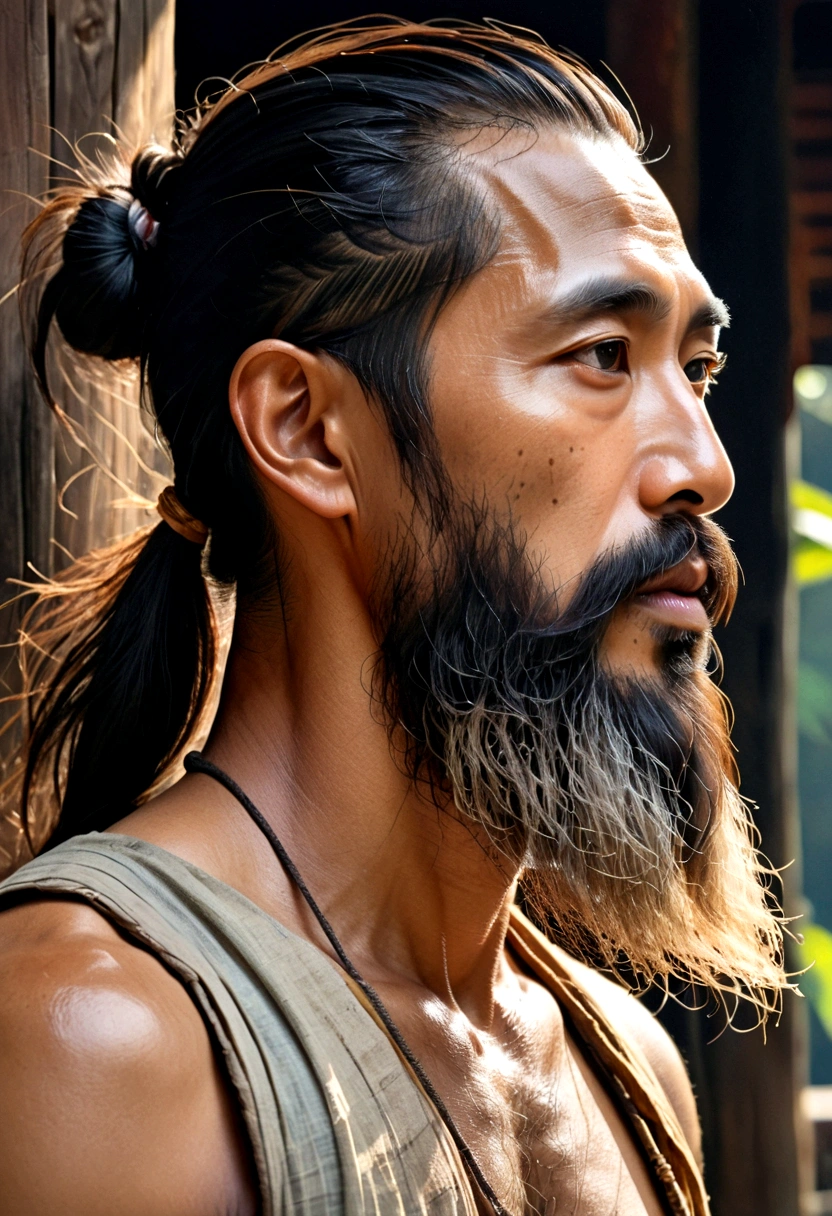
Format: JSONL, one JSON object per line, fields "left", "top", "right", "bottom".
{"left": 415, "top": 512, "right": 736, "bottom": 704}
{"left": 546, "top": 512, "right": 738, "bottom": 639}
{"left": 373, "top": 505, "right": 786, "bottom": 1008}
{"left": 374, "top": 507, "right": 739, "bottom": 731}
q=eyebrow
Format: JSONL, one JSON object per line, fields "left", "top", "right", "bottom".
{"left": 536, "top": 275, "right": 731, "bottom": 334}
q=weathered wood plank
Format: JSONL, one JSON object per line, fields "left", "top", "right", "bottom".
{"left": 0, "top": 0, "right": 174, "bottom": 869}
{"left": 51, "top": 0, "right": 117, "bottom": 156}
{"left": 115, "top": 0, "right": 174, "bottom": 145}
{"left": 0, "top": 0, "right": 51, "bottom": 868}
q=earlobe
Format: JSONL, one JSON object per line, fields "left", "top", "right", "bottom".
{"left": 228, "top": 339, "right": 358, "bottom": 519}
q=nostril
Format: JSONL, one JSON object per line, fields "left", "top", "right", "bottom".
{"left": 668, "top": 489, "right": 704, "bottom": 506}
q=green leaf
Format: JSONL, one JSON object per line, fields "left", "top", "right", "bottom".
{"left": 793, "top": 537, "right": 832, "bottom": 585}
{"left": 798, "top": 662, "right": 832, "bottom": 744}
{"left": 798, "top": 923, "right": 832, "bottom": 1039}
{"left": 793, "top": 480, "right": 832, "bottom": 517}
{"left": 790, "top": 482, "right": 832, "bottom": 580}
{"left": 795, "top": 366, "right": 832, "bottom": 423}
{"left": 792, "top": 479, "right": 832, "bottom": 518}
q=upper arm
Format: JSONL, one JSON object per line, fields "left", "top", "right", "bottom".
{"left": 570, "top": 962, "right": 703, "bottom": 1168}
{"left": 0, "top": 899, "right": 255, "bottom": 1216}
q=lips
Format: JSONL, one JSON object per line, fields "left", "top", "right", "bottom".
{"left": 635, "top": 554, "right": 709, "bottom": 599}
{"left": 632, "top": 555, "right": 711, "bottom": 631}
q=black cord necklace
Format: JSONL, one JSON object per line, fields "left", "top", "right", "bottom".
{"left": 184, "top": 750, "right": 514, "bottom": 1216}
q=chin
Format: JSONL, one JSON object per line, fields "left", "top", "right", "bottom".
{"left": 654, "top": 624, "right": 713, "bottom": 678}
{"left": 374, "top": 499, "right": 786, "bottom": 1012}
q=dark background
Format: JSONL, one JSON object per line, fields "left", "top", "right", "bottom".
{"left": 174, "top": 2, "right": 608, "bottom": 111}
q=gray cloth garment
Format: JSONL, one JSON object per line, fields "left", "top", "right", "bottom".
{"left": 0, "top": 833, "right": 478, "bottom": 1216}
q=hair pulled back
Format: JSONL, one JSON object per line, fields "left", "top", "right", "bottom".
{"left": 11, "top": 18, "right": 640, "bottom": 852}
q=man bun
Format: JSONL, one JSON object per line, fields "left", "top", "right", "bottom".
{"left": 29, "top": 144, "right": 180, "bottom": 369}
{"left": 54, "top": 191, "right": 146, "bottom": 360}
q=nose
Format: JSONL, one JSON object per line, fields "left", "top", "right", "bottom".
{"left": 637, "top": 385, "right": 735, "bottom": 517}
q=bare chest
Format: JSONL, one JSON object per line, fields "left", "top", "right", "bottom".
{"left": 382, "top": 995, "right": 666, "bottom": 1216}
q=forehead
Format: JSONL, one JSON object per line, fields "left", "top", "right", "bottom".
{"left": 457, "top": 126, "right": 705, "bottom": 311}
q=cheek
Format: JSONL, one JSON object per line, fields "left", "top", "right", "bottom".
{"left": 438, "top": 359, "right": 613, "bottom": 486}
{"left": 433, "top": 358, "right": 649, "bottom": 591}
{"left": 444, "top": 413, "right": 637, "bottom": 589}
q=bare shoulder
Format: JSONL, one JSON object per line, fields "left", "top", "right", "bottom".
{"left": 568, "top": 955, "right": 703, "bottom": 1166}
{"left": 0, "top": 896, "right": 255, "bottom": 1216}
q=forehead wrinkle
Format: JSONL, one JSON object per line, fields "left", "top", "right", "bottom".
{"left": 476, "top": 157, "right": 684, "bottom": 288}
{"left": 562, "top": 191, "right": 684, "bottom": 256}
{"left": 446, "top": 132, "right": 709, "bottom": 347}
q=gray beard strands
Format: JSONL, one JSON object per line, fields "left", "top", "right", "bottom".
{"left": 375, "top": 506, "right": 785, "bottom": 998}
{"left": 441, "top": 665, "right": 727, "bottom": 957}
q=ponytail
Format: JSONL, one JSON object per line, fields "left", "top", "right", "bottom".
{"left": 8, "top": 145, "right": 219, "bottom": 855}
{"left": 14, "top": 522, "right": 215, "bottom": 851}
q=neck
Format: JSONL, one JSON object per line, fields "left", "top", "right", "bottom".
{"left": 204, "top": 572, "right": 519, "bottom": 1025}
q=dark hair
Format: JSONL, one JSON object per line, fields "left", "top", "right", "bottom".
{"left": 12, "top": 18, "right": 640, "bottom": 849}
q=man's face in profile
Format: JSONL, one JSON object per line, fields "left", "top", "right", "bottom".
{"left": 428, "top": 127, "right": 734, "bottom": 677}
{"left": 364, "top": 128, "right": 780, "bottom": 992}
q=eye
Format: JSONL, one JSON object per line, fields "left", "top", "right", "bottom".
{"left": 683, "top": 352, "right": 726, "bottom": 387}
{"left": 570, "top": 338, "right": 628, "bottom": 372}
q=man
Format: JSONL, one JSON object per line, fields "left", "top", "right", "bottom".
{"left": 0, "top": 20, "right": 785, "bottom": 1216}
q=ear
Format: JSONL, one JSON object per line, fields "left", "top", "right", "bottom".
{"left": 229, "top": 340, "right": 358, "bottom": 519}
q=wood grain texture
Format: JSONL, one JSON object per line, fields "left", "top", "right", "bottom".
{"left": 0, "top": 0, "right": 50, "bottom": 868}
{"left": 0, "top": 0, "right": 174, "bottom": 869}
{"left": 0, "top": 0, "right": 51, "bottom": 585}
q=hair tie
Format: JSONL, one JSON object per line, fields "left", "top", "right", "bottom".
{"left": 157, "top": 486, "right": 209, "bottom": 546}
{"left": 128, "top": 197, "right": 160, "bottom": 249}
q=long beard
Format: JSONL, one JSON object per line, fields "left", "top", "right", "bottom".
{"left": 373, "top": 504, "right": 786, "bottom": 1008}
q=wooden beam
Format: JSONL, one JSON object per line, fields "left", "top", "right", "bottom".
{"left": 606, "top": 0, "right": 698, "bottom": 245}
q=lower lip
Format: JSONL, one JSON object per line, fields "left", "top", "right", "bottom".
{"left": 634, "top": 591, "right": 710, "bottom": 631}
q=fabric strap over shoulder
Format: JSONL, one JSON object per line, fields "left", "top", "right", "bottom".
{"left": 0, "top": 834, "right": 478, "bottom": 1216}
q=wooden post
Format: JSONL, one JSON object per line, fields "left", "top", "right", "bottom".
{"left": 606, "top": 0, "right": 698, "bottom": 247}
{"left": 0, "top": 0, "right": 174, "bottom": 869}
{"left": 0, "top": 0, "right": 53, "bottom": 870}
